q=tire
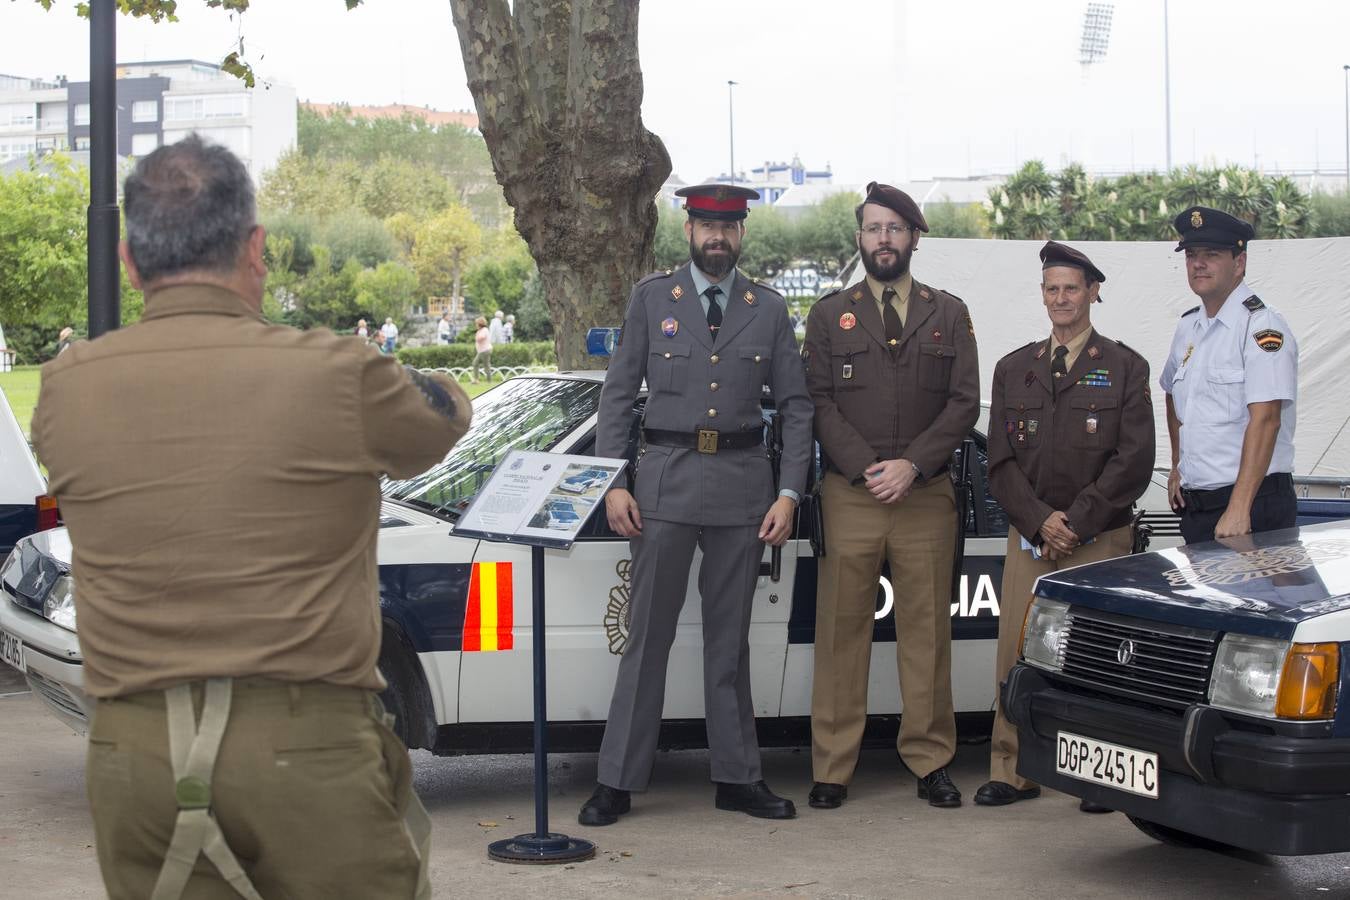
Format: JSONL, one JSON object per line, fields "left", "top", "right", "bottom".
{"left": 1127, "top": 815, "right": 1234, "bottom": 852}
{"left": 377, "top": 629, "right": 434, "bottom": 750}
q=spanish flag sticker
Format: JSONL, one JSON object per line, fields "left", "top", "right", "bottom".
{"left": 462, "top": 562, "right": 514, "bottom": 651}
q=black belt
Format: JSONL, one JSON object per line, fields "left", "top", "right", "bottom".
{"left": 643, "top": 427, "right": 763, "bottom": 454}
{"left": 1181, "top": 472, "right": 1293, "bottom": 514}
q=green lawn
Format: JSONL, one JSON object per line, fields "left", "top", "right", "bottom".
{"left": 1, "top": 365, "right": 495, "bottom": 441}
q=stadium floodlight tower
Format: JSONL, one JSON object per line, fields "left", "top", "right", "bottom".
{"left": 1079, "top": 2, "right": 1114, "bottom": 73}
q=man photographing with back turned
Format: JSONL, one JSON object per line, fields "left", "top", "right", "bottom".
{"left": 33, "top": 136, "right": 472, "bottom": 900}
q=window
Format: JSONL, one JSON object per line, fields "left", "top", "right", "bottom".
{"left": 130, "top": 100, "right": 158, "bottom": 123}
{"left": 0, "top": 103, "right": 36, "bottom": 130}
{"left": 163, "top": 94, "right": 248, "bottom": 123}
{"left": 130, "top": 132, "right": 159, "bottom": 156}
{"left": 37, "top": 102, "right": 67, "bottom": 132}
{"left": 73, "top": 103, "right": 90, "bottom": 126}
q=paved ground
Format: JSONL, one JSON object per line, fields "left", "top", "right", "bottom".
{"left": 4, "top": 667, "right": 1350, "bottom": 898}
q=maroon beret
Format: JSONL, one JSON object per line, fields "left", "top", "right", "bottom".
{"left": 862, "top": 181, "right": 928, "bottom": 233}
{"left": 1040, "top": 240, "right": 1105, "bottom": 302}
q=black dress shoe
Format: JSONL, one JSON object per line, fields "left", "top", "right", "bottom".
{"left": 973, "top": 780, "right": 1042, "bottom": 806}
{"left": 715, "top": 780, "right": 797, "bottom": 819}
{"left": 578, "top": 784, "right": 630, "bottom": 826}
{"left": 916, "top": 767, "right": 962, "bottom": 808}
{"left": 1079, "top": 798, "right": 1113, "bottom": 814}
{"left": 807, "top": 782, "right": 847, "bottom": 809}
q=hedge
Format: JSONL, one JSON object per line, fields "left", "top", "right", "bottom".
{"left": 397, "top": 341, "right": 555, "bottom": 369}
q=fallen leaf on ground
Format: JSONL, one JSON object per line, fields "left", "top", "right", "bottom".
{"left": 477, "top": 821, "right": 498, "bottom": 828}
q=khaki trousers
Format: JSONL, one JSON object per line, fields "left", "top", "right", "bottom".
{"left": 811, "top": 471, "right": 957, "bottom": 784}
{"left": 990, "top": 524, "right": 1134, "bottom": 788}
{"left": 88, "top": 679, "right": 426, "bottom": 900}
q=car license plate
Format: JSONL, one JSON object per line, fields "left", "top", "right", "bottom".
{"left": 1056, "top": 731, "right": 1158, "bottom": 798}
{"left": 1, "top": 627, "right": 24, "bottom": 673}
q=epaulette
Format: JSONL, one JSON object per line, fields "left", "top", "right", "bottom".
{"left": 1114, "top": 339, "right": 1146, "bottom": 360}
{"left": 752, "top": 279, "right": 786, "bottom": 301}
{"left": 1180, "top": 305, "right": 1200, "bottom": 318}
{"left": 816, "top": 286, "right": 844, "bottom": 303}
{"left": 1243, "top": 294, "right": 1265, "bottom": 312}
{"left": 998, "top": 340, "right": 1039, "bottom": 363}
{"left": 636, "top": 268, "right": 676, "bottom": 286}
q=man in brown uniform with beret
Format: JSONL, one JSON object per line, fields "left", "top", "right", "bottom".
{"left": 803, "top": 182, "right": 980, "bottom": 810}
{"left": 33, "top": 136, "right": 471, "bottom": 899}
{"left": 977, "top": 241, "right": 1153, "bottom": 811}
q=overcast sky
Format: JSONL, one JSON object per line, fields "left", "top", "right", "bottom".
{"left": 5, "top": 0, "right": 1350, "bottom": 187}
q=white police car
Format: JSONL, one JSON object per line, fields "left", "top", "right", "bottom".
{"left": 1006, "top": 521, "right": 1350, "bottom": 855}
{"left": 4, "top": 370, "right": 1187, "bottom": 750}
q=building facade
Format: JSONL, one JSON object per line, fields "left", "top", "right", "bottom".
{"left": 0, "top": 60, "right": 296, "bottom": 183}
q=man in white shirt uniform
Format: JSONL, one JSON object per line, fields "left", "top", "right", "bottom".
{"left": 1160, "top": 206, "right": 1298, "bottom": 545}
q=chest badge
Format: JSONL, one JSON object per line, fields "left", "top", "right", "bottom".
{"left": 661, "top": 317, "right": 679, "bottom": 337}
{"left": 1087, "top": 345, "right": 1101, "bottom": 360}
{"left": 932, "top": 329, "right": 942, "bottom": 341}
{"left": 744, "top": 290, "right": 755, "bottom": 304}
{"left": 1181, "top": 343, "right": 1194, "bottom": 367}
{"left": 671, "top": 285, "right": 684, "bottom": 300}
{"left": 1024, "top": 370, "right": 1035, "bottom": 387}
{"left": 1027, "top": 419, "right": 1038, "bottom": 435}
{"left": 839, "top": 312, "right": 857, "bottom": 331}
{"left": 1085, "top": 416, "right": 1099, "bottom": 435}
{"left": 842, "top": 363, "right": 854, "bottom": 380}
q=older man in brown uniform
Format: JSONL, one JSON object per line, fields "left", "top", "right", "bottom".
{"left": 977, "top": 241, "right": 1154, "bottom": 810}
{"left": 33, "top": 136, "right": 471, "bottom": 899}
{"left": 803, "top": 182, "right": 980, "bottom": 810}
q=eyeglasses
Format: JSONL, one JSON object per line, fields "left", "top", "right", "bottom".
{"left": 859, "top": 224, "right": 910, "bottom": 236}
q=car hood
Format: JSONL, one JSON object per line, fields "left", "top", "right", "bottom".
{"left": 1033, "top": 521, "right": 1350, "bottom": 640}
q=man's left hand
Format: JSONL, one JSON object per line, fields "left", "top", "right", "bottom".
{"left": 864, "top": 458, "right": 918, "bottom": 504}
{"left": 1214, "top": 506, "right": 1253, "bottom": 539}
{"left": 758, "top": 496, "right": 796, "bottom": 546}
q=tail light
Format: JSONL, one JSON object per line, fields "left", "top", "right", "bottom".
{"left": 35, "top": 494, "right": 60, "bottom": 531}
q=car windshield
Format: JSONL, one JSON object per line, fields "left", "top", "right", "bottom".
{"left": 383, "top": 376, "right": 602, "bottom": 518}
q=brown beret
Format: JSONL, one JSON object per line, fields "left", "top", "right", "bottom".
{"left": 862, "top": 181, "right": 928, "bottom": 233}
{"left": 1040, "top": 240, "right": 1105, "bottom": 302}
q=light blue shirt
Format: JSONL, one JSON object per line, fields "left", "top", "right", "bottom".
{"left": 688, "top": 264, "right": 799, "bottom": 506}
{"left": 1160, "top": 280, "right": 1298, "bottom": 490}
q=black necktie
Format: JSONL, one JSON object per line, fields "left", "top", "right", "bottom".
{"left": 705, "top": 286, "right": 723, "bottom": 334}
{"left": 882, "top": 287, "right": 902, "bottom": 350}
{"left": 1051, "top": 345, "right": 1069, "bottom": 396}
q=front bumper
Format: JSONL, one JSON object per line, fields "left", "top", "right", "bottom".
{"left": 1004, "top": 663, "right": 1350, "bottom": 855}
{"left": 0, "top": 598, "right": 90, "bottom": 733}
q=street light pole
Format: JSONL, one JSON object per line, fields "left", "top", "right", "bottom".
{"left": 1343, "top": 64, "right": 1349, "bottom": 190}
{"left": 1163, "top": 0, "right": 1173, "bottom": 172}
{"left": 88, "top": 0, "right": 120, "bottom": 338}
{"left": 727, "top": 80, "right": 737, "bottom": 184}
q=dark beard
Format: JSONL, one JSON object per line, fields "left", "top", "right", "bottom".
{"left": 860, "top": 244, "right": 912, "bottom": 282}
{"left": 690, "top": 236, "right": 739, "bottom": 280}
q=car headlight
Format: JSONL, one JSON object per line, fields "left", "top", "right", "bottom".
{"left": 1021, "top": 596, "right": 1070, "bottom": 672}
{"left": 1209, "top": 634, "right": 1340, "bottom": 720}
{"left": 0, "top": 548, "right": 19, "bottom": 589}
{"left": 43, "top": 574, "right": 76, "bottom": 632}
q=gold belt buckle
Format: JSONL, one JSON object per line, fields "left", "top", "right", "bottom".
{"left": 697, "top": 429, "right": 719, "bottom": 454}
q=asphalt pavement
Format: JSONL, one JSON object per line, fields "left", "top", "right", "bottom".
{"left": 3, "top": 671, "right": 1350, "bottom": 898}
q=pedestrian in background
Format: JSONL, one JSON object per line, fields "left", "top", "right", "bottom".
{"left": 381, "top": 317, "right": 400, "bottom": 354}
{"left": 57, "top": 326, "right": 76, "bottom": 356}
{"left": 489, "top": 309, "right": 506, "bottom": 347}
{"left": 438, "top": 312, "right": 453, "bottom": 345}
{"left": 471, "top": 315, "right": 492, "bottom": 384}
{"left": 504, "top": 313, "right": 515, "bottom": 343}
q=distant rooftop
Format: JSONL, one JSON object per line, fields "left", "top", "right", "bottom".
{"left": 304, "top": 102, "right": 479, "bottom": 131}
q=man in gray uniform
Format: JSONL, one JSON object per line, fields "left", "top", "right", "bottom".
{"left": 578, "top": 183, "right": 813, "bottom": 825}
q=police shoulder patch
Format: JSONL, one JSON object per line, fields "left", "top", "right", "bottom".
{"left": 1243, "top": 294, "right": 1266, "bottom": 312}
{"left": 1253, "top": 329, "right": 1284, "bottom": 353}
{"left": 403, "top": 367, "right": 458, "bottom": 418}
{"left": 1181, "top": 305, "right": 1200, "bottom": 318}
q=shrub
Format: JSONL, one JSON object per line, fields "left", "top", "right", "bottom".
{"left": 398, "top": 341, "right": 556, "bottom": 369}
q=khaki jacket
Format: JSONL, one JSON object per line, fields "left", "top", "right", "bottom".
{"left": 986, "top": 329, "right": 1154, "bottom": 542}
{"left": 32, "top": 284, "right": 471, "bottom": 697}
{"left": 803, "top": 279, "right": 980, "bottom": 480}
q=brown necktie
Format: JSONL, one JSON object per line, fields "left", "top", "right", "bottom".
{"left": 882, "top": 287, "right": 902, "bottom": 350}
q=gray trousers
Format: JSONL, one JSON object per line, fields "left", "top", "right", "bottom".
{"left": 597, "top": 517, "right": 764, "bottom": 790}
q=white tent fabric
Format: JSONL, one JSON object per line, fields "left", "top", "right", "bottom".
{"left": 842, "top": 237, "right": 1350, "bottom": 478}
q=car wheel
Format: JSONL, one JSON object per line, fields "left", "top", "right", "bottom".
{"left": 378, "top": 630, "right": 432, "bottom": 750}
{"left": 1126, "top": 815, "right": 1233, "bottom": 851}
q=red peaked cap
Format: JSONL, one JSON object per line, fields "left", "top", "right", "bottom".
{"left": 675, "top": 183, "right": 760, "bottom": 221}
{"left": 862, "top": 181, "right": 929, "bottom": 232}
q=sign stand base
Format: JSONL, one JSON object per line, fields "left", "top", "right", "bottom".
{"left": 488, "top": 832, "right": 596, "bottom": 864}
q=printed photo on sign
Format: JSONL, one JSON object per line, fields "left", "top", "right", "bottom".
{"left": 552, "top": 463, "right": 618, "bottom": 500}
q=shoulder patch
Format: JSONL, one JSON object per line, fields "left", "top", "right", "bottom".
{"left": 1253, "top": 329, "right": 1284, "bottom": 353}
{"left": 1181, "top": 305, "right": 1200, "bottom": 318}
{"left": 403, "top": 367, "right": 458, "bottom": 419}
{"left": 1243, "top": 295, "right": 1266, "bottom": 312}
{"left": 997, "top": 340, "right": 1039, "bottom": 363}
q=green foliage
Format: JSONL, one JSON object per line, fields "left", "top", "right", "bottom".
{"left": 0, "top": 154, "right": 88, "bottom": 326}
{"left": 317, "top": 211, "right": 397, "bottom": 269}
{"left": 796, "top": 191, "right": 864, "bottom": 272}
{"left": 287, "top": 245, "right": 362, "bottom": 330}
{"left": 738, "top": 205, "right": 795, "bottom": 279}
{"left": 923, "top": 199, "right": 988, "bottom": 239}
{"left": 397, "top": 341, "right": 555, "bottom": 369}
{"left": 987, "top": 160, "right": 1314, "bottom": 241}
{"left": 412, "top": 205, "right": 482, "bottom": 300}
{"left": 515, "top": 272, "right": 553, "bottom": 342}
{"left": 463, "top": 228, "right": 535, "bottom": 316}
{"left": 354, "top": 261, "right": 418, "bottom": 324}
{"left": 653, "top": 204, "right": 687, "bottom": 272}
{"left": 1308, "top": 190, "right": 1350, "bottom": 237}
